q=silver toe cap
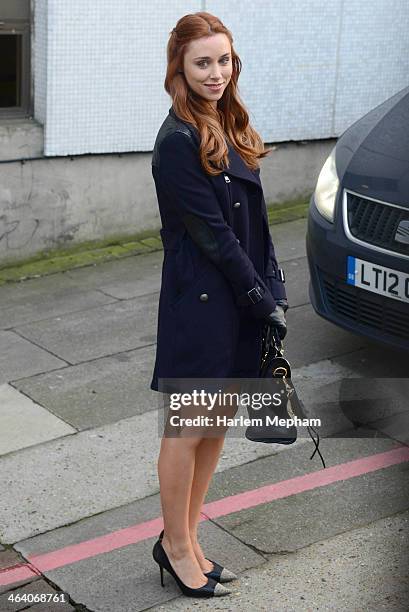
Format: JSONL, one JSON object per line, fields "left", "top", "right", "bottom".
{"left": 214, "top": 583, "right": 231, "bottom": 596}
{"left": 219, "top": 567, "right": 238, "bottom": 582}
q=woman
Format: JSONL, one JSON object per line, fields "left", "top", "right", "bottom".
{"left": 150, "top": 12, "right": 288, "bottom": 598}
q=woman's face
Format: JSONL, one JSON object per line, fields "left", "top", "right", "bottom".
{"left": 182, "top": 33, "right": 233, "bottom": 109}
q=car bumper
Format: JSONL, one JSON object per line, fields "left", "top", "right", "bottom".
{"left": 306, "top": 194, "right": 409, "bottom": 352}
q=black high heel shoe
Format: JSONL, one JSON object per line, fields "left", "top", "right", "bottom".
{"left": 204, "top": 558, "right": 238, "bottom": 583}
{"left": 153, "top": 532, "right": 231, "bottom": 598}
{"left": 157, "top": 530, "right": 237, "bottom": 585}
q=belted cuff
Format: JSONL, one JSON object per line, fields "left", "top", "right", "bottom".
{"left": 237, "top": 285, "right": 264, "bottom": 306}
{"left": 236, "top": 282, "right": 277, "bottom": 319}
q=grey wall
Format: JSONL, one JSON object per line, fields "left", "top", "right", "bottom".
{"left": 0, "top": 123, "right": 334, "bottom": 266}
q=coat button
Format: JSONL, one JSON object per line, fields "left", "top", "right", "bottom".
{"left": 236, "top": 238, "right": 240, "bottom": 244}
{"left": 233, "top": 201, "right": 241, "bottom": 208}
{"left": 199, "top": 293, "right": 208, "bottom": 302}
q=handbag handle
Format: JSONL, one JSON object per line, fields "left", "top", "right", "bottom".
{"left": 264, "top": 325, "right": 284, "bottom": 356}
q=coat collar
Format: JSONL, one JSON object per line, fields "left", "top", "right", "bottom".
{"left": 168, "top": 107, "right": 262, "bottom": 190}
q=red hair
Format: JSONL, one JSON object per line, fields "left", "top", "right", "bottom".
{"left": 164, "top": 12, "right": 271, "bottom": 176}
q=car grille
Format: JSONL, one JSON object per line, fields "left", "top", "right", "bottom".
{"left": 321, "top": 272, "right": 409, "bottom": 341}
{"left": 346, "top": 191, "right": 409, "bottom": 256}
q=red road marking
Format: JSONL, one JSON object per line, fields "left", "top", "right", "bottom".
{"left": 1, "top": 445, "right": 408, "bottom": 587}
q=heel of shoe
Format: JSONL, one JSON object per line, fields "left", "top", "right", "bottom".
{"left": 153, "top": 540, "right": 166, "bottom": 588}
{"left": 152, "top": 538, "right": 230, "bottom": 598}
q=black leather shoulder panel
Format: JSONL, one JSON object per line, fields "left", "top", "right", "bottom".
{"left": 152, "top": 114, "right": 196, "bottom": 168}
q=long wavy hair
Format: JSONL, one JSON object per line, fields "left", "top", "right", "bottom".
{"left": 164, "top": 12, "right": 272, "bottom": 176}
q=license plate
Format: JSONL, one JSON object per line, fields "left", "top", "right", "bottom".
{"left": 347, "top": 256, "right": 409, "bottom": 304}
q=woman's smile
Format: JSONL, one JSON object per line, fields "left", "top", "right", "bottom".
{"left": 204, "top": 83, "right": 224, "bottom": 91}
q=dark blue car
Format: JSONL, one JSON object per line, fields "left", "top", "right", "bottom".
{"left": 306, "top": 85, "right": 409, "bottom": 352}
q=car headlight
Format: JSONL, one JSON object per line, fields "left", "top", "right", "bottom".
{"left": 313, "top": 146, "right": 339, "bottom": 222}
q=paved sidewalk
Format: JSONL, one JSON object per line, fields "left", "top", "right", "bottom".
{"left": 147, "top": 511, "right": 409, "bottom": 612}
{"left": 0, "top": 218, "right": 408, "bottom": 611}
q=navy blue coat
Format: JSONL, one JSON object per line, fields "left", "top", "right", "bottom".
{"left": 150, "top": 107, "right": 286, "bottom": 392}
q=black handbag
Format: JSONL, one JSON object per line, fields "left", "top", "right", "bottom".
{"left": 245, "top": 325, "right": 326, "bottom": 468}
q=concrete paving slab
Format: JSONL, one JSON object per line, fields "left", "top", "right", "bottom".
{"left": 285, "top": 303, "right": 369, "bottom": 368}
{"left": 60, "top": 219, "right": 304, "bottom": 298}
{"left": 335, "top": 377, "right": 408, "bottom": 436}
{"left": 292, "top": 357, "right": 358, "bottom": 386}
{"left": 0, "top": 578, "right": 74, "bottom": 611}
{"left": 16, "top": 512, "right": 264, "bottom": 612}
{"left": 65, "top": 250, "right": 163, "bottom": 299}
{"left": 15, "top": 490, "right": 163, "bottom": 556}
{"left": 217, "top": 461, "right": 408, "bottom": 554}
{"left": 13, "top": 345, "right": 157, "bottom": 430}
{"left": 205, "top": 437, "right": 395, "bottom": 505}
{"left": 334, "top": 343, "right": 409, "bottom": 378}
{"left": 368, "top": 410, "right": 409, "bottom": 445}
{"left": 0, "top": 549, "right": 21, "bottom": 569}
{"left": 13, "top": 293, "right": 158, "bottom": 364}
{"left": 147, "top": 510, "right": 409, "bottom": 612}
{"left": 11, "top": 348, "right": 357, "bottom": 435}
{"left": 5, "top": 436, "right": 391, "bottom": 609}
{"left": 0, "top": 281, "right": 118, "bottom": 330}
{"left": 219, "top": 434, "right": 310, "bottom": 472}
{"left": 0, "top": 272, "right": 82, "bottom": 304}
{"left": 291, "top": 372, "right": 408, "bottom": 444}
{"left": 0, "top": 410, "right": 161, "bottom": 544}
{"left": 19, "top": 601, "right": 75, "bottom": 611}
{"left": 0, "top": 398, "right": 309, "bottom": 543}
{"left": 269, "top": 218, "right": 307, "bottom": 263}
{"left": 22, "top": 603, "right": 74, "bottom": 611}
{"left": 0, "top": 549, "right": 35, "bottom": 595}
{"left": 207, "top": 440, "right": 409, "bottom": 554}
{"left": 291, "top": 359, "right": 364, "bottom": 438}
{"left": 0, "top": 384, "right": 75, "bottom": 456}
{"left": 281, "top": 256, "right": 309, "bottom": 308}
{"left": 0, "top": 331, "right": 66, "bottom": 385}
{"left": 0, "top": 353, "right": 368, "bottom": 544}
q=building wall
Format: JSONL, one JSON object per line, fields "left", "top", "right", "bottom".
{"left": 0, "top": 133, "right": 334, "bottom": 265}
{"left": 0, "top": 0, "right": 407, "bottom": 265}
{"left": 34, "top": 0, "right": 198, "bottom": 155}
{"left": 33, "top": 0, "right": 409, "bottom": 155}
{"left": 211, "top": 0, "right": 409, "bottom": 139}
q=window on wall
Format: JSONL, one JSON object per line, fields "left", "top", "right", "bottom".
{"left": 0, "top": 0, "right": 31, "bottom": 118}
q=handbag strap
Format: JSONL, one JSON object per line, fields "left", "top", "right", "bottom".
{"left": 288, "top": 390, "right": 326, "bottom": 469}
{"left": 265, "top": 327, "right": 327, "bottom": 469}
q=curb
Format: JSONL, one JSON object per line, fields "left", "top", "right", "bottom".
{"left": 0, "top": 198, "right": 309, "bottom": 286}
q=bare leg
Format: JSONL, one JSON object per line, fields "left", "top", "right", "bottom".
{"left": 157, "top": 435, "right": 209, "bottom": 588}
{"left": 188, "top": 435, "right": 226, "bottom": 572}
{"left": 188, "top": 386, "right": 239, "bottom": 571}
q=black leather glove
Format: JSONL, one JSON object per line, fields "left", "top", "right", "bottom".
{"left": 264, "top": 299, "right": 288, "bottom": 340}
